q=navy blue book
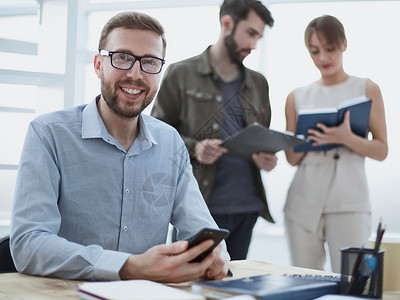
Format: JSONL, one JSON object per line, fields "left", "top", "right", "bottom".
{"left": 191, "top": 274, "right": 339, "bottom": 300}
{"left": 294, "top": 97, "right": 372, "bottom": 152}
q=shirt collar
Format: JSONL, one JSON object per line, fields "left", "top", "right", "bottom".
{"left": 82, "top": 96, "right": 158, "bottom": 151}
{"left": 82, "top": 96, "right": 103, "bottom": 139}
{"left": 136, "top": 114, "right": 158, "bottom": 147}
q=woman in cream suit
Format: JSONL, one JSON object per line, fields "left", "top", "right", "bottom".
{"left": 284, "top": 15, "right": 388, "bottom": 273}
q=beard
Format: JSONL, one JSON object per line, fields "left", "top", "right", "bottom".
{"left": 224, "top": 26, "right": 252, "bottom": 67}
{"left": 224, "top": 32, "right": 245, "bottom": 66}
{"left": 100, "top": 77, "right": 155, "bottom": 119}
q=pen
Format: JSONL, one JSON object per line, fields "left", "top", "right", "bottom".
{"left": 373, "top": 219, "right": 382, "bottom": 254}
{"left": 349, "top": 221, "right": 385, "bottom": 296}
{"left": 349, "top": 253, "right": 377, "bottom": 295}
{"left": 374, "top": 225, "right": 385, "bottom": 256}
{"left": 351, "top": 246, "right": 364, "bottom": 278}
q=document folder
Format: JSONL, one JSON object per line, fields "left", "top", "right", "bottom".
{"left": 221, "top": 122, "right": 306, "bottom": 160}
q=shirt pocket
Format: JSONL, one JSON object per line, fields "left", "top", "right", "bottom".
{"left": 183, "top": 89, "right": 222, "bottom": 140}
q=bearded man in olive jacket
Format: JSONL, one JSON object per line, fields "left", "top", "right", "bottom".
{"left": 151, "top": 0, "right": 277, "bottom": 260}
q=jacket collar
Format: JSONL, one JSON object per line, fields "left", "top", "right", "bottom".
{"left": 197, "top": 45, "right": 253, "bottom": 89}
{"left": 197, "top": 46, "right": 214, "bottom": 76}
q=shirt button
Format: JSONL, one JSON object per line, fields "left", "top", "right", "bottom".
{"left": 125, "top": 189, "right": 130, "bottom": 195}
{"left": 212, "top": 123, "right": 220, "bottom": 130}
{"left": 203, "top": 180, "right": 209, "bottom": 187}
{"left": 123, "top": 226, "right": 128, "bottom": 231}
{"left": 216, "top": 95, "right": 223, "bottom": 103}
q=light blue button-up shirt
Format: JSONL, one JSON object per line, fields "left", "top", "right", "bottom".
{"left": 10, "top": 98, "right": 224, "bottom": 280}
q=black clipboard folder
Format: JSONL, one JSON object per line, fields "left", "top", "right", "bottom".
{"left": 221, "top": 122, "right": 306, "bottom": 160}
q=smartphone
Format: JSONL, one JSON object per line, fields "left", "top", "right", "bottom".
{"left": 186, "top": 227, "right": 229, "bottom": 263}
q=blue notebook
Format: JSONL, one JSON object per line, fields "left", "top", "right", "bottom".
{"left": 294, "top": 97, "right": 372, "bottom": 152}
{"left": 192, "top": 274, "right": 339, "bottom": 300}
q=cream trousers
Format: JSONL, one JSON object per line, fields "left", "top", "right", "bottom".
{"left": 285, "top": 212, "right": 371, "bottom": 273}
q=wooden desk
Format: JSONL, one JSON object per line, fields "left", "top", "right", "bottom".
{"left": 0, "top": 260, "right": 398, "bottom": 299}
{"left": 0, "top": 272, "right": 80, "bottom": 300}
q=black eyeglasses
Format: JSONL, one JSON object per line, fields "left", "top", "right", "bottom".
{"left": 100, "top": 50, "right": 165, "bottom": 74}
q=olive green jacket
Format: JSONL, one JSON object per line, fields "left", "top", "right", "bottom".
{"left": 151, "top": 47, "right": 274, "bottom": 223}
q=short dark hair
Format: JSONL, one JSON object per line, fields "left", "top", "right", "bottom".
{"left": 98, "top": 11, "right": 167, "bottom": 57}
{"left": 219, "top": 0, "right": 274, "bottom": 27}
{"left": 305, "top": 15, "right": 346, "bottom": 49}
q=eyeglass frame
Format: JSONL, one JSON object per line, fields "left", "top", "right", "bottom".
{"left": 99, "top": 50, "right": 165, "bottom": 74}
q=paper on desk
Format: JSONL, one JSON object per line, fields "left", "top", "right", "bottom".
{"left": 78, "top": 280, "right": 205, "bottom": 300}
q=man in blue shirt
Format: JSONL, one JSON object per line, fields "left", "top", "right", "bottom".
{"left": 10, "top": 11, "right": 229, "bottom": 282}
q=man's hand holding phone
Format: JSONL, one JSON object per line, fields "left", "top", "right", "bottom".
{"left": 186, "top": 227, "right": 229, "bottom": 263}
{"left": 119, "top": 228, "right": 229, "bottom": 283}
{"left": 185, "top": 227, "right": 230, "bottom": 280}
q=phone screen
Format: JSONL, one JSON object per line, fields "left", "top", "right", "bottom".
{"left": 186, "top": 227, "right": 229, "bottom": 263}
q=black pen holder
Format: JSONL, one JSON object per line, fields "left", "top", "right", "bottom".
{"left": 340, "top": 247, "right": 384, "bottom": 298}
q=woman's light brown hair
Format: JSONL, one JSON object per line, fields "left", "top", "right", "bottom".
{"left": 304, "top": 15, "right": 346, "bottom": 49}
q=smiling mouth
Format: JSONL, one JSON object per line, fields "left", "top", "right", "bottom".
{"left": 122, "top": 87, "right": 141, "bottom": 95}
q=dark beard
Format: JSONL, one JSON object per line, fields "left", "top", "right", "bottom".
{"left": 224, "top": 32, "right": 244, "bottom": 67}
{"left": 100, "top": 78, "right": 153, "bottom": 119}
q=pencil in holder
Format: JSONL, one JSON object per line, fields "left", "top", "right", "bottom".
{"left": 340, "top": 247, "right": 384, "bottom": 298}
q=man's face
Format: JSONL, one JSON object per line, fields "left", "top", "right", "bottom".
{"left": 95, "top": 27, "right": 164, "bottom": 119}
{"left": 224, "top": 10, "right": 266, "bottom": 65}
